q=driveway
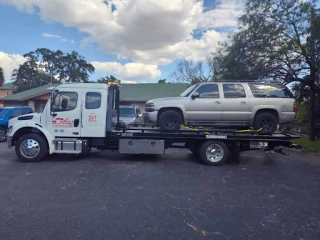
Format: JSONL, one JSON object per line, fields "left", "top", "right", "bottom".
{"left": 0, "top": 143, "right": 320, "bottom": 240}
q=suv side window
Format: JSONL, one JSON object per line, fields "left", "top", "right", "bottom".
{"left": 85, "top": 92, "right": 101, "bottom": 109}
{"left": 248, "top": 84, "right": 292, "bottom": 98}
{"left": 22, "top": 108, "right": 32, "bottom": 115}
{"left": 54, "top": 92, "right": 78, "bottom": 112}
{"left": 195, "top": 84, "right": 220, "bottom": 98}
{"left": 223, "top": 84, "right": 246, "bottom": 98}
{"left": 10, "top": 109, "right": 22, "bottom": 118}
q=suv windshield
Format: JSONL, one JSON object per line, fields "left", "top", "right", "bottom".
{"left": 180, "top": 84, "right": 199, "bottom": 97}
{"left": 0, "top": 109, "right": 9, "bottom": 118}
{"left": 248, "top": 84, "right": 294, "bottom": 98}
{"left": 119, "top": 108, "right": 135, "bottom": 117}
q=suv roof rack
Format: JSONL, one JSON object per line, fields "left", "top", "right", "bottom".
{"left": 213, "top": 79, "right": 263, "bottom": 83}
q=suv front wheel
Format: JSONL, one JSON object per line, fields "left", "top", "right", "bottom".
{"left": 158, "top": 110, "right": 182, "bottom": 130}
{"left": 253, "top": 112, "right": 278, "bottom": 133}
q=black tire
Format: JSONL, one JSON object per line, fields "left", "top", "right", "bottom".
{"left": 0, "top": 127, "right": 6, "bottom": 142}
{"left": 15, "top": 133, "right": 48, "bottom": 162}
{"left": 199, "top": 140, "right": 229, "bottom": 166}
{"left": 253, "top": 112, "right": 277, "bottom": 133}
{"left": 158, "top": 110, "right": 182, "bottom": 130}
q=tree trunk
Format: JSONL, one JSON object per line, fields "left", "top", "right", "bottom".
{"left": 309, "top": 70, "right": 316, "bottom": 142}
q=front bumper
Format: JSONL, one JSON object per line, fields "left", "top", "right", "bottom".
{"left": 143, "top": 111, "right": 158, "bottom": 123}
{"left": 7, "top": 136, "right": 12, "bottom": 148}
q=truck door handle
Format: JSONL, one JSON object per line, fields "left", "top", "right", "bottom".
{"left": 215, "top": 101, "right": 221, "bottom": 104}
{"left": 241, "top": 101, "right": 246, "bottom": 105}
{"left": 74, "top": 119, "right": 79, "bottom": 127}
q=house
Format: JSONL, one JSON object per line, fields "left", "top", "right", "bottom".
{"left": 0, "top": 82, "right": 16, "bottom": 107}
{"left": 0, "top": 83, "right": 189, "bottom": 112}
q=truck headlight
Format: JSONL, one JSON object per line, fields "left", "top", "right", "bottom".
{"left": 146, "top": 102, "right": 154, "bottom": 107}
{"left": 7, "top": 126, "right": 13, "bottom": 133}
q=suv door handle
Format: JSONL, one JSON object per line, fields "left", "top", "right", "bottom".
{"left": 215, "top": 101, "right": 221, "bottom": 104}
{"left": 241, "top": 101, "right": 246, "bottom": 104}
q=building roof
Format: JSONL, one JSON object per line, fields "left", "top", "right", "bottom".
{"left": 0, "top": 82, "right": 15, "bottom": 90}
{"left": 0, "top": 83, "right": 189, "bottom": 102}
{"left": 0, "top": 84, "right": 60, "bottom": 101}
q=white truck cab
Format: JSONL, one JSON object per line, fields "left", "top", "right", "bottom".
{"left": 7, "top": 83, "right": 118, "bottom": 161}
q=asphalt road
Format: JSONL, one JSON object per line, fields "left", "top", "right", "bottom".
{"left": 0, "top": 143, "right": 320, "bottom": 240}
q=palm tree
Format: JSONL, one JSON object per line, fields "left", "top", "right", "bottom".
{"left": 0, "top": 67, "right": 4, "bottom": 87}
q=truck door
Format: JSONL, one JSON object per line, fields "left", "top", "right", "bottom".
{"left": 81, "top": 89, "right": 107, "bottom": 137}
{"left": 48, "top": 89, "right": 82, "bottom": 137}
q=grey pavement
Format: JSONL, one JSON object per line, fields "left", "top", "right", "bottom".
{"left": 0, "top": 143, "right": 320, "bottom": 240}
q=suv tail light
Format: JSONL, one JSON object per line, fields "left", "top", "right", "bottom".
{"left": 293, "top": 102, "right": 297, "bottom": 112}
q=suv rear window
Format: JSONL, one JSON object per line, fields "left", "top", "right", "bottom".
{"left": 223, "top": 84, "right": 246, "bottom": 98}
{"left": 249, "top": 84, "right": 293, "bottom": 98}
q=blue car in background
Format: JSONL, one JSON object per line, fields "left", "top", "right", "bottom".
{"left": 0, "top": 106, "right": 33, "bottom": 142}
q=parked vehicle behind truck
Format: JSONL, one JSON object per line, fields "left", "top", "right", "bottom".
{"left": 0, "top": 106, "right": 33, "bottom": 142}
{"left": 144, "top": 81, "right": 297, "bottom": 133}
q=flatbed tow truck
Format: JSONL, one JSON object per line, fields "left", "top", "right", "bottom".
{"left": 6, "top": 83, "right": 301, "bottom": 166}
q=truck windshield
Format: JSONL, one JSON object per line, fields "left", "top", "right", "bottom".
{"left": 180, "top": 84, "right": 198, "bottom": 97}
{"left": 119, "top": 108, "right": 135, "bottom": 117}
{"left": 0, "top": 109, "right": 9, "bottom": 118}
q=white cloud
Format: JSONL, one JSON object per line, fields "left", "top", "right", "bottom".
{"left": 0, "top": 0, "right": 242, "bottom": 65}
{"left": 91, "top": 61, "right": 161, "bottom": 81}
{"left": 0, "top": 52, "right": 27, "bottom": 81}
{"left": 42, "top": 32, "right": 75, "bottom": 43}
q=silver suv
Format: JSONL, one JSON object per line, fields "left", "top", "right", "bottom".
{"left": 144, "top": 81, "right": 297, "bottom": 133}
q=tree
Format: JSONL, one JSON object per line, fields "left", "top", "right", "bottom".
{"left": 12, "top": 48, "right": 95, "bottom": 92}
{"left": 0, "top": 67, "right": 4, "bottom": 87}
{"left": 12, "top": 57, "right": 53, "bottom": 92}
{"left": 96, "top": 75, "right": 121, "bottom": 84}
{"left": 170, "top": 53, "right": 223, "bottom": 85}
{"left": 157, "top": 79, "right": 167, "bottom": 84}
{"left": 217, "top": 0, "right": 320, "bottom": 141}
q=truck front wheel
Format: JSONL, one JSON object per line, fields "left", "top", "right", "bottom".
{"left": 15, "top": 133, "right": 48, "bottom": 162}
{"left": 199, "top": 140, "right": 229, "bottom": 166}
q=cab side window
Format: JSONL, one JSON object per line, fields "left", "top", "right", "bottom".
{"left": 54, "top": 92, "right": 78, "bottom": 112}
{"left": 195, "top": 84, "right": 220, "bottom": 98}
{"left": 85, "top": 92, "right": 101, "bottom": 109}
{"left": 223, "top": 84, "right": 246, "bottom": 98}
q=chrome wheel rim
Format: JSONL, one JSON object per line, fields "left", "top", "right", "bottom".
{"left": 0, "top": 129, "right": 6, "bottom": 141}
{"left": 20, "top": 139, "right": 41, "bottom": 159}
{"left": 206, "top": 144, "right": 224, "bottom": 162}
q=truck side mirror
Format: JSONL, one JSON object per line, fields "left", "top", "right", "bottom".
{"left": 50, "top": 90, "right": 59, "bottom": 117}
{"left": 191, "top": 92, "right": 200, "bottom": 99}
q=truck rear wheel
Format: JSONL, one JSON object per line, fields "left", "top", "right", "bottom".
{"left": 199, "top": 140, "right": 229, "bottom": 166}
{"left": 15, "top": 133, "right": 48, "bottom": 162}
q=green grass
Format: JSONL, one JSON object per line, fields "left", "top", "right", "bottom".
{"left": 292, "top": 137, "right": 320, "bottom": 154}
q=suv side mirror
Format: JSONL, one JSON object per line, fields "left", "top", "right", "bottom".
{"left": 191, "top": 92, "right": 200, "bottom": 99}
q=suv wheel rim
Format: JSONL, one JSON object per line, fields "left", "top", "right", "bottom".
{"left": 261, "top": 118, "right": 273, "bottom": 131}
{"left": 206, "top": 144, "right": 224, "bottom": 162}
{"left": 0, "top": 129, "right": 5, "bottom": 141}
{"left": 164, "top": 116, "right": 177, "bottom": 129}
{"left": 20, "top": 139, "right": 41, "bottom": 159}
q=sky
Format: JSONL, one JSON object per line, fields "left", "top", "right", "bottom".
{"left": 0, "top": 0, "right": 243, "bottom": 84}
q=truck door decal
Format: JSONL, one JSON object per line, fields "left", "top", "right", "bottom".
{"left": 88, "top": 113, "right": 97, "bottom": 123}
{"left": 52, "top": 118, "right": 74, "bottom": 128}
